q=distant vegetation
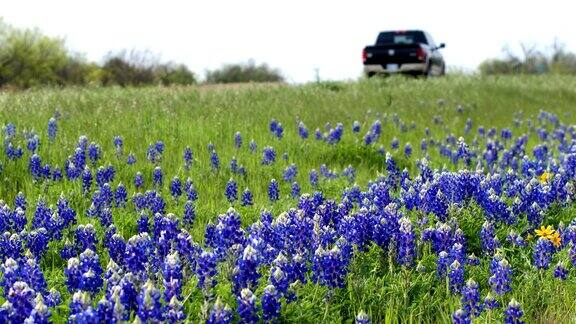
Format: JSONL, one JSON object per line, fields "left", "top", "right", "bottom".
{"left": 205, "top": 61, "right": 284, "bottom": 84}
{"left": 0, "top": 20, "right": 198, "bottom": 88}
{"left": 479, "top": 42, "right": 576, "bottom": 75}
{"left": 0, "top": 19, "right": 286, "bottom": 89}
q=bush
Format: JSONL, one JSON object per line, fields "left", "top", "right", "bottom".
{"left": 155, "top": 63, "right": 196, "bottom": 86}
{"left": 0, "top": 20, "right": 69, "bottom": 88}
{"left": 479, "top": 42, "right": 576, "bottom": 75}
{"left": 0, "top": 19, "right": 196, "bottom": 89}
{"left": 101, "top": 50, "right": 196, "bottom": 86}
{"left": 205, "top": 61, "right": 284, "bottom": 84}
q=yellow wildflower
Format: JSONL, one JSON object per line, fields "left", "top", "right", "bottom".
{"left": 535, "top": 225, "right": 555, "bottom": 238}
{"left": 550, "top": 232, "right": 562, "bottom": 248}
{"left": 539, "top": 171, "right": 552, "bottom": 183}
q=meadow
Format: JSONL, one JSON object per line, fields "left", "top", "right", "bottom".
{"left": 0, "top": 75, "right": 576, "bottom": 323}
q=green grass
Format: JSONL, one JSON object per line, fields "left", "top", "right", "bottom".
{"left": 1, "top": 75, "right": 576, "bottom": 323}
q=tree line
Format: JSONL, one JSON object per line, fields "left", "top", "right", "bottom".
{"left": 0, "top": 19, "right": 284, "bottom": 89}
{"left": 479, "top": 41, "right": 576, "bottom": 76}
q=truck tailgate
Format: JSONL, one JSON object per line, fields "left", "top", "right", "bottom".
{"left": 364, "top": 44, "right": 422, "bottom": 65}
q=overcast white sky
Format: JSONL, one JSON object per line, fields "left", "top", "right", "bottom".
{"left": 2, "top": 0, "right": 575, "bottom": 83}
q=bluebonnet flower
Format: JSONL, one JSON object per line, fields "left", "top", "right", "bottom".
{"left": 211, "top": 150, "right": 220, "bottom": 170}
{"left": 79, "top": 249, "right": 104, "bottom": 294}
{"left": 75, "top": 224, "right": 98, "bottom": 254}
{"left": 270, "top": 119, "right": 279, "bottom": 133}
{"left": 234, "top": 131, "right": 242, "bottom": 148}
{"left": 208, "top": 298, "right": 233, "bottom": 324}
{"left": 504, "top": 299, "right": 524, "bottom": 324}
{"left": 152, "top": 166, "right": 163, "bottom": 187}
{"left": 183, "top": 201, "right": 196, "bottom": 226}
{"left": 461, "top": 278, "right": 483, "bottom": 317}
{"left": 249, "top": 139, "right": 257, "bottom": 153}
{"left": 391, "top": 137, "right": 399, "bottom": 150}
{"left": 225, "top": 178, "right": 238, "bottom": 202}
{"left": 82, "top": 166, "right": 92, "bottom": 194}
{"left": 115, "top": 183, "right": 128, "bottom": 207}
{"left": 352, "top": 121, "right": 361, "bottom": 133}
{"left": 489, "top": 258, "right": 512, "bottom": 296}
{"left": 136, "top": 211, "right": 150, "bottom": 234}
{"left": 480, "top": 221, "right": 500, "bottom": 255}
{"left": 404, "top": 143, "right": 412, "bottom": 157}
{"left": 268, "top": 179, "right": 280, "bottom": 202}
{"left": 185, "top": 178, "right": 198, "bottom": 201}
{"left": 533, "top": 237, "right": 554, "bottom": 269}
{"left": 13, "top": 208, "right": 27, "bottom": 232}
{"left": 124, "top": 233, "right": 154, "bottom": 274}
{"left": 312, "top": 245, "right": 349, "bottom": 288}
{"left": 298, "top": 121, "right": 309, "bottom": 139}
{"left": 15, "top": 192, "right": 27, "bottom": 212}
{"left": 326, "top": 123, "right": 344, "bottom": 144}
{"left": 127, "top": 153, "right": 136, "bottom": 165}
{"left": 234, "top": 245, "right": 261, "bottom": 293}
{"left": 291, "top": 181, "right": 300, "bottom": 198}
{"left": 29, "top": 154, "right": 43, "bottom": 180}
{"left": 452, "top": 309, "right": 470, "bottom": 324}
{"left": 113, "top": 135, "right": 123, "bottom": 153}
{"left": 136, "top": 280, "right": 164, "bottom": 322}
{"left": 241, "top": 188, "right": 253, "bottom": 206}
{"left": 98, "top": 208, "right": 113, "bottom": 227}
{"left": 230, "top": 157, "right": 239, "bottom": 173}
{"left": 163, "top": 252, "right": 183, "bottom": 301}
{"left": 315, "top": 128, "right": 323, "bottom": 140}
{"left": 310, "top": 169, "right": 319, "bottom": 187}
{"left": 1, "top": 258, "right": 20, "bottom": 292}
{"left": 4, "top": 281, "right": 36, "bottom": 322}
{"left": 65, "top": 258, "right": 82, "bottom": 292}
{"left": 170, "top": 177, "right": 182, "bottom": 199}
{"left": 47, "top": 117, "right": 57, "bottom": 141}
{"left": 397, "top": 217, "right": 415, "bottom": 268}
{"left": 26, "top": 135, "right": 39, "bottom": 152}
{"left": 262, "top": 146, "right": 276, "bottom": 165}
{"left": 107, "top": 234, "right": 126, "bottom": 265}
{"left": 338, "top": 167, "right": 355, "bottom": 186}
{"left": 4, "top": 122, "right": 16, "bottom": 137}
{"left": 166, "top": 296, "right": 186, "bottom": 322}
{"left": 261, "top": 285, "right": 281, "bottom": 323}
{"left": 88, "top": 142, "right": 101, "bottom": 164}
{"left": 554, "top": 262, "right": 568, "bottom": 280}
{"left": 356, "top": 310, "right": 371, "bottom": 324}
{"left": 26, "top": 228, "right": 50, "bottom": 259}
{"left": 484, "top": 292, "right": 500, "bottom": 309}
{"left": 25, "top": 294, "right": 50, "bottom": 323}
{"left": 196, "top": 251, "right": 218, "bottom": 293}
{"left": 183, "top": 146, "right": 193, "bottom": 170}
{"left": 283, "top": 164, "right": 298, "bottom": 182}
{"left": 448, "top": 260, "right": 464, "bottom": 293}
{"left": 61, "top": 240, "right": 77, "bottom": 260}
{"left": 273, "top": 123, "right": 284, "bottom": 139}
{"left": 237, "top": 288, "right": 258, "bottom": 323}
{"left": 436, "top": 251, "right": 450, "bottom": 278}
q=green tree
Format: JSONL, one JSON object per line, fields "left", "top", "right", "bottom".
{"left": 0, "top": 19, "right": 69, "bottom": 88}
{"left": 205, "top": 61, "right": 284, "bottom": 84}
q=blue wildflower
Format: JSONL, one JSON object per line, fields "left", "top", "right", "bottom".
{"left": 225, "top": 178, "right": 238, "bottom": 203}
{"left": 504, "top": 299, "right": 524, "bottom": 324}
{"left": 241, "top": 188, "right": 253, "bottom": 206}
{"left": 268, "top": 179, "right": 279, "bottom": 202}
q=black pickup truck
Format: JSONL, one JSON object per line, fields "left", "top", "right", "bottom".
{"left": 362, "top": 30, "right": 445, "bottom": 77}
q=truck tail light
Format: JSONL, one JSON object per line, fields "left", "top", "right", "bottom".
{"left": 362, "top": 49, "right": 367, "bottom": 63}
{"left": 416, "top": 46, "right": 426, "bottom": 61}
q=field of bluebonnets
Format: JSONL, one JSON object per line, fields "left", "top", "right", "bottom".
{"left": 0, "top": 75, "right": 576, "bottom": 323}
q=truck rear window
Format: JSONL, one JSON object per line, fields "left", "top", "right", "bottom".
{"left": 376, "top": 32, "right": 427, "bottom": 45}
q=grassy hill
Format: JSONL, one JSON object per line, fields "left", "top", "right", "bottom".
{"left": 1, "top": 75, "right": 575, "bottom": 322}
